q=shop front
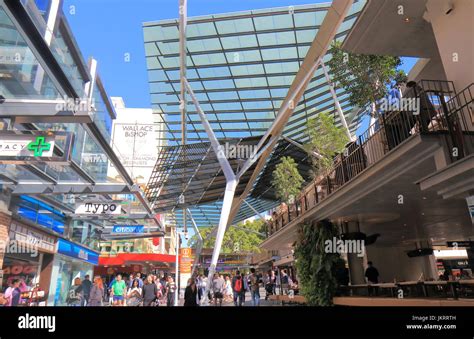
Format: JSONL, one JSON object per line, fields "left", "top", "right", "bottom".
{"left": 47, "top": 239, "right": 99, "bottom": 306}
{"left": 1, "top": 220, "right": 56, "bottom": 306}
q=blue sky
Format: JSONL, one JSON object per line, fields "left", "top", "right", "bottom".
{"left": 63, "top": 0, "right": 418, "bottom": 109}
{"left": 63, "top": 0, "right": 331, "bottom": 108}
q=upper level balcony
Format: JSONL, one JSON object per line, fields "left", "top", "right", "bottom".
{"left": 266, "top": 79, "right": 474, "bottom": 239}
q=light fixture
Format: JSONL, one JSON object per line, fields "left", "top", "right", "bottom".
{"left": 404, "top": 17, "right": 410, "bottom": 23}
{"left": 444, "top": 0, "right": 454, "bottom": 15}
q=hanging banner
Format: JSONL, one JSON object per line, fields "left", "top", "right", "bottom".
{"left": 0, "top": 131, "right": 73, "bottom": 164}
{"left": 179, "top": 248, "right": 193, "bottom": 274}
{"left": 75, "top": 201, "right": 123, "bottom": 215}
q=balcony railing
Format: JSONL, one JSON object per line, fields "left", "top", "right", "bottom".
{"left": 267, "top": 80, "right": 474, "bottom": 237}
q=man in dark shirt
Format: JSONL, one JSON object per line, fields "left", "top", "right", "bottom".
{"left": 81, "top": 275, "right": 92, "bottom": 306}
{"left": 365, "top": 261, "right": 379, "bottom": 283}
{"left": 365, "top": 261, "right": 379, "bottom": 296}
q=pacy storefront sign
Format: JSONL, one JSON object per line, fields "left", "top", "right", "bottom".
{"left": 0, "top": 131, "right": 73, "bottom": 164}
{"left": 74, "top": 202, "right": 122, "bottom": 215}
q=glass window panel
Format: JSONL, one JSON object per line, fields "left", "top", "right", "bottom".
{"left": 253, "top": 14, "right": 293, "bottom": 31}
{"left": 215, "top": 18, "right": 253, "bottom": 34}
{"left": 187, "top": 38, "right": 221, "bottom": 52}
{"left": 145, "top": 42, "right": 160, "bottom": 56}
{"left": 207, "top": 91, "right": 239, "bottom": 101}
{"left": 239, "top": 89, "right": 270, "bottom": 99}
{"left": 267, "top": 75, "right": 294, "bottom": 86}
{"left": 226, "top": 50, "right": 261, "bottom": 63}
{"left": 187, "top": 22, "right": 217, "bottom": 37}
{"left": 157, "top": 41, "right": 179, "bottom": 55}
{"left": 192, "top": 53, "right": 226, "bottom": 66}
{"left": 257, "top": 31, "right": 295, "bottom": 46}
{"left": 294, "top": 11, "right": 326, "bottom": 27}
{"left": 202, "top": 79, "right": 234, "bottom": 90}
{"left": 143, "top": 25, "right": 163, "bottom": 42}
{"left": 197, "top": 66, "right": 230, "bottom": 79}
{"left": 229, "top": 64, "right": 264, "bottom": 76}
{"left": 296, "top": 29, "right": 317, "bottom": 43}
{"left": 146, "top": 56, "right": 160, "bottom": 69}
{"left": 261, "top": 47, "right": 298, "bottom": 61}
{"left": 0, "top": 6, "right": 61, "bottom": 100}
{"left": 221, "top": 35, "right": 258, "bottom": 49}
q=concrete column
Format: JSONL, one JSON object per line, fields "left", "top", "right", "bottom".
{"left": 345, "top": 221, "right": 366, "bottom": 286}
{"left": 466, "top": 248, "right": 474, "bottom": 272}
{"left": 425, "top": 0, "right": 474, "bottom": 92}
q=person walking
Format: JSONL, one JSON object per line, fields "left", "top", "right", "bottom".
{"left": 232, "top": 271, "right": 245, "bottom": 306}
{"left": 110, "top": 274, "right": 127, "bottom": 306}
{"left": 184, "top": 278, "right": 198, "bottom": 306}
{"left": 81, "top": 275, "right": 93, "bottom": 306}
{"left": 249, "top": 268, "right": 261, "bottom": 306}
{"left": 3, "top": 279, "right": 22, "bottom": 307}
{"left": 224, "top": 276, "right": 233, "bottom": 303}
{"left": 365, "top": 261, "right": 380, "bottom": 296}
{"left": 126, "top": 279, "right": 143, "bottom": 306}
{"left": 166, "top": 276, "right": 177, "bottom": 306}
{"left": 200, "top": 275, "right": 208, "bottom": 301}
{"left": 88, "top": 277, "right": 104, "bottom": 306}
{"left": 142, "top": 275, "right": 158, "bottom": 306}
{"left": 212, "top": 273, "right": 225, "bottom": 306}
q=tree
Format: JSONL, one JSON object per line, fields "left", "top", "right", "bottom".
{"left": 272, "top": 156, "right": 304, "bottom": 204}
{"left": 305, "top": 112, "right": 348, "bottom": 174}
{"left": 326, "top": 41, "right": 402, "bottom": 119}
{"left": 188, "top": 219, "right": 265, "bottom": 254}
{"left": 294, "top": 219, "right": 340, "bottom": 306}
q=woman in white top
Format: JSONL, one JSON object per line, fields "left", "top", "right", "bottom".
{"left": 224, "top": 276, "right": 233, "bottom": 302}
{"left": 127, "top": 279, "right": 142, "bottom": 306}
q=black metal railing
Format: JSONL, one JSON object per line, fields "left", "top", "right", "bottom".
{"left": 267, "top": 80, "right": 474, "bottom": 236}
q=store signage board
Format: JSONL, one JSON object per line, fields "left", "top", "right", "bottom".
{"left": 57, "top": 238, "right": 99, "bottom": 265}
{"left": 0, "top": 131, "right": 73, "bottom": 164}
{"left": 75, "top": 201, "right": 123, "bottom": 215}
{"left": 447, "top": 241, "right": 474, "bottom": 248}
{"left": 112, "top": 225, "right": 145, "bottom": 234}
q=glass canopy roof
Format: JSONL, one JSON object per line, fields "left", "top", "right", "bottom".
{"left": 143, "top": 1, "right": 367, "bottom": 228}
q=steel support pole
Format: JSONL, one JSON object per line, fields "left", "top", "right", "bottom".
{"left": 179, "top": 0, "right": 188, "bottom": 235}
{"left": 175, "top": 228, "right": 180, "bottom": 306}
{"left": 187, "top": 208, "right": 203, "bottom": 276}
{"left": 200, "top": 179, "right": 237, "bottom": 305}
{"left": 321, "top": 60, "right": 353, "bottom": 141}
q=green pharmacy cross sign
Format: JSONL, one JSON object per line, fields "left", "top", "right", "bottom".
{"left": 27, "top": 136, "right": 52, "bottom": 157}
{"left": 0, "top": 131, "right": 73, "bottom": 164}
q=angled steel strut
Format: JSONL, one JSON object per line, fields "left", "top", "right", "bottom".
{"left": 178, "top": 0, "right": 355, "bottom": 305}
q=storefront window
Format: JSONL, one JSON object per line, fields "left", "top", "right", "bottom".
{"left": 70, "top": 220, "right": 101, "bottom": 252}
{"left": 15, "top": 196, "right": 66, "bottom": 235}
{"left": 48, "top": 255, "right": 93, "bottom": 306}
{"left": 1, "top": 254, "right": 40, "bottom": 293}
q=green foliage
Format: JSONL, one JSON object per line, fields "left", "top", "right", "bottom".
{"left": 306, "top": 112, "right": 348, "bottom": 174}
{"left": 188, "top": 219, "right": 265, "bottom": 254}
{"left": 294, "top": 220, "right": 340, "bottom": 306}
{"left": 272, "top": 156, "right": 304, "bottom": 204}
{"left": 327, "top": 41, "right": 402, "bottom": 110}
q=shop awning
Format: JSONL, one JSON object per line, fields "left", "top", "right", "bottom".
{"left": 98, "top": 253, "right": 177, "bottom": 266}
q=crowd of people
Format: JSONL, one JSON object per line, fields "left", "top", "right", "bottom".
{"left": 0, "top": 268, "right": 298, "bottom": 307}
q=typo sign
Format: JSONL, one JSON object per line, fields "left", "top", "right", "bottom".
{"left": 112, "top": 225, "right": 144, "bottom": 234}
{"left": 75, "top": 202, "right": 122, "bottom": 215}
